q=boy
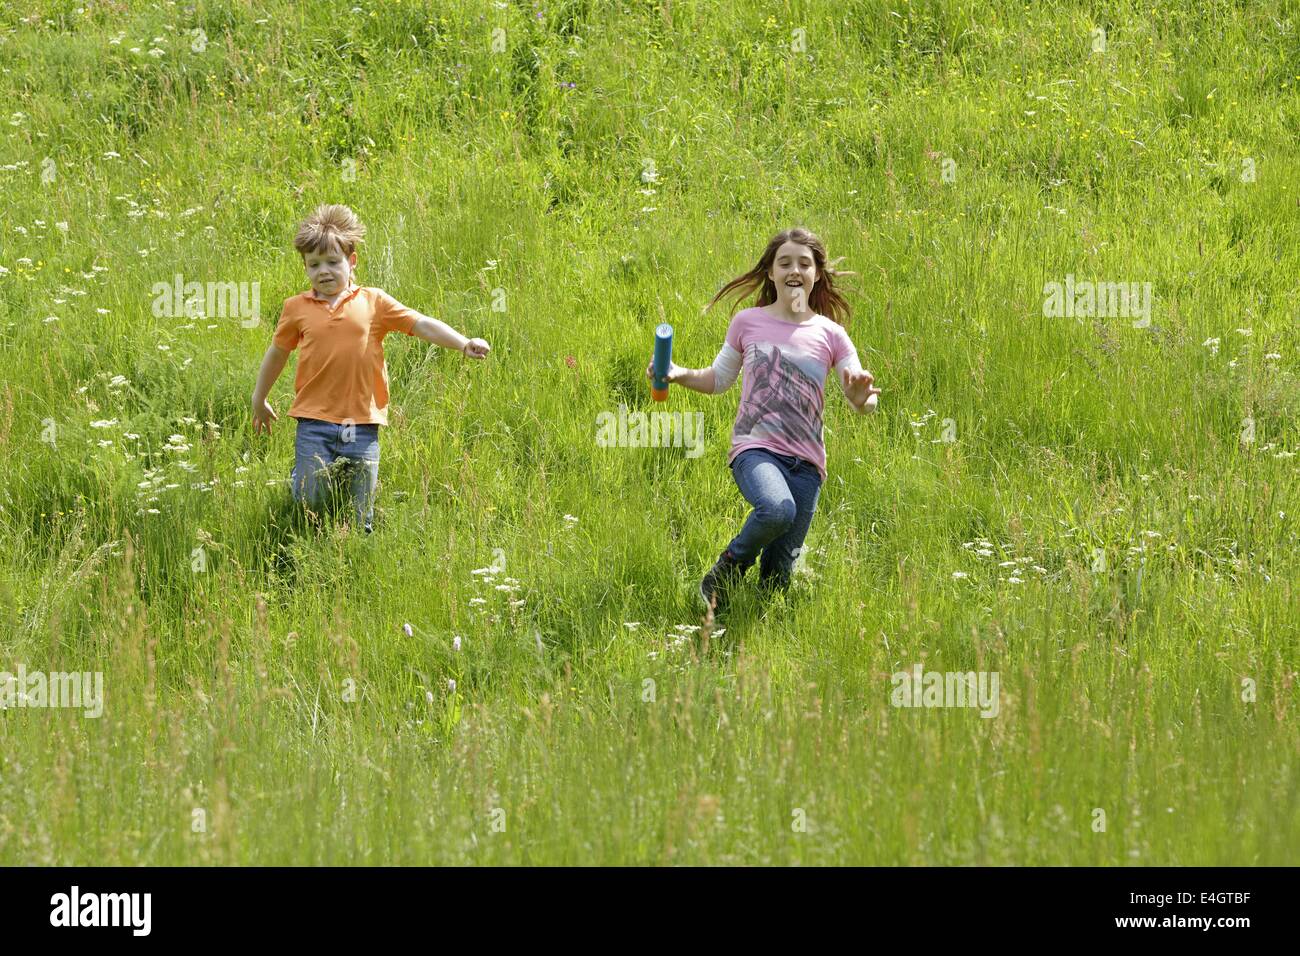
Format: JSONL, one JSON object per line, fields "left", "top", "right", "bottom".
{"left": 251, "top": 204, "right": 489, "bottom": 533}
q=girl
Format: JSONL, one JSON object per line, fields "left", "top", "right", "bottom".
{"left": 647, "top": 228, "right": 880, "bottom": 610}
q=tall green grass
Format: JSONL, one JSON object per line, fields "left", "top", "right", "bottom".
{"left": 0, "top": 0, "right": 1297, "bottom": 863}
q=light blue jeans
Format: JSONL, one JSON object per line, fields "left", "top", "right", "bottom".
{"left": 726, "top": 447, "right": 823, "bottom": 587}
{"left": 289, "top": 417, "right": 381, "bottom": 533}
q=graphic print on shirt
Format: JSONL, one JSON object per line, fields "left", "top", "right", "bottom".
{"left": 733, "top": 341, "right": 826, "bottom": 447}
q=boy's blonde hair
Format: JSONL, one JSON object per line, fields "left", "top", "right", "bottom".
{"left": 294, "top": 204, "right": 366, "bottom": 257}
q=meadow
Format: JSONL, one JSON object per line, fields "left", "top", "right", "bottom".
{"left": 0, "top": 0, "right": 1297, "bottom": 864}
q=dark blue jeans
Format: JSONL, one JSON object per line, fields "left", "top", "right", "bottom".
{"left": 726, "top": 448, "right": 822, "bottom": 586}
{"left": 289, "top": 417, "right": 381, "bottom": 532}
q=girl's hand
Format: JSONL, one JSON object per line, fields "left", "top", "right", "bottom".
{"left": 252, "top": 397, "right": 279, "bottom": 435}
{"left": 462, "top": 338, "right": 490, "bottom": 359}
{"left": 841, "top": 368, "right": 882, "bottom": 412}
{"left": 645, "top": 360, "right": 685, "bottom": 384}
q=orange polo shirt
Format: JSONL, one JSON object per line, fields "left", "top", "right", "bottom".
{"left": 272, "top": 283, "right": 421, "bottom": 426}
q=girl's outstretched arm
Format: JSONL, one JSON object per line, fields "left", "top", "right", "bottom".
{"left": 839, "top": 365, "right": 882, "bottom": 413}
{"left": 644, "top": 335, "right": 747, "bottom": 395}
{"left": 645, "top": 360, "right": 716, "bottom": 394}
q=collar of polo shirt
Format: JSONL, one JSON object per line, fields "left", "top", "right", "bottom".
{"left": 309, "top": 280, "right": 361, "bottom": 311}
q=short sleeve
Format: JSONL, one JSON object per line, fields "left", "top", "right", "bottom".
{"left": 371, "top": 288, "right": 421, "bottom": 337}
{"left": 724, "top": 310, "right": 748, "bottom": 353}
{"left": 828, "top": 321, "right": 861, "bottom": 374}
{"left": 271, "top": 300, "right": 300, "bottom": 351}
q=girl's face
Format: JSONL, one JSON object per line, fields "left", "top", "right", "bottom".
{"left": 767, "top": 240, "right": 819, "bottom": 313}
{"left": 304, "top": 243, "right": 357, "bottom": 298}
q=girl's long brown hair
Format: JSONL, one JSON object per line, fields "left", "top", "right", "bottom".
{"left": 705, "top": 227, "right": 854, "bottom": 326}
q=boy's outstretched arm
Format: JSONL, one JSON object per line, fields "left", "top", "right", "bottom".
{"left": 412, "top": 315, "right": 490, "bottom": 358}
{"left": 251, "top": 343, "right": 289, "bottom": 434}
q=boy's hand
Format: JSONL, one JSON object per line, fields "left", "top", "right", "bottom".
{"left": 841, "top": 368, "right": 882, "bottom": 412}
{"left": 252, "top": 397, "right": 279, "bottom": 435}
{"left": 462, "top": 338, "right": 490, "bottom": 359}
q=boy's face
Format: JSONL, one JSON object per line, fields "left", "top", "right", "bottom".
{"left": 303, "top": 243, "right": 357, "bottom": 297}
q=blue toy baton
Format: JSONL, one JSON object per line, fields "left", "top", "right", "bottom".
{"left": 651, "top": 323, "right": 673, "bottom": 401}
